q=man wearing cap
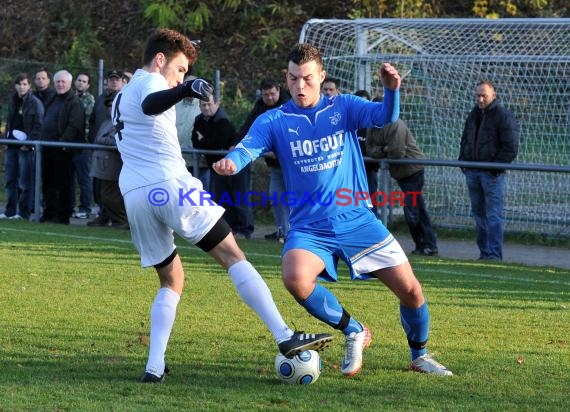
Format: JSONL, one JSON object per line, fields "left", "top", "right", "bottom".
{"left": 87, "top": 69, "right": 125, "bottom": 226}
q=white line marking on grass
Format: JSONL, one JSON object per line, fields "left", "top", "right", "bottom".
{"left": 3, "top": 226, "right": 569, "bottom": 287}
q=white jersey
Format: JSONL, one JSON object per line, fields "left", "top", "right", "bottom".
{"left": 112, "top": 68, "right": 189, "bottom": 195}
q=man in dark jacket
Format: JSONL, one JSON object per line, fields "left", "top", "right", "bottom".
{"left": 459, "top": 80, "right": 520, "bottom": 261}
{"left": 1, "top": 73, "right": 44, "bottom": 220}
{"left": 239, "top": 78, "right": 290, "bottom": 242}
{"left": 192, "top": 93, "right": 254, "bottom": 239}
{"left": 367, "top": 119, "right": 438, "bottom": 256}
{"left": 40, "top": 70, "right": 85, "bottom": 224}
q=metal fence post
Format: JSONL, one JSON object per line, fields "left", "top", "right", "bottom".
{"left": 33, "top": 142, "right": 42, "bottom": 222}
{"left": 379, "top": 159, "right": 390, "bottom": 226}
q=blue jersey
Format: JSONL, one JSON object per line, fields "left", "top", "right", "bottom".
{"left": 227, "top": 90, "right": 399, "bottom": 226}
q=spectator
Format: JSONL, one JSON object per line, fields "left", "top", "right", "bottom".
{"left": 354, "top": 89, "right": 380, "bottom": 217}
{"left": 88, "top": 94, "right": 128, "bottom": 229}
{"left": 71, "top": 72, "right": 96, "bottom": 219}
{"left": 192, "top": 94, "right": 254, "bottom": 239}
{"left": 1, "top": 73, "right": 44, "bottom": 220}
{"left": 175, "top": 74, "right": 209, "bottom": 190}
{"left": 366, "top": 119, "right": 439, "bottom": 256}
{"left": 39, "top": 70, "right": 85, "bottom": 224}
{"left": 238, "top": 78, "right": 290, "bottom": 242}
{"left": 87, "top": 69, "right": 125, "bottom": 225}
{"left": 33, "top": 68, "right": 56, "bottom": 107}
{"left": 122, "top": 71, "right": 133, "bottom": 84}
{"left": 322, "top": 77, "right": 341, "bottom": 96}
{"left": 459, "top": 80, "right": 520, "bottom": 261}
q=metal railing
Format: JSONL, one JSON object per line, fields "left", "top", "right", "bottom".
{"left": 2, "top": 138, "right": 570, "bottom": 227}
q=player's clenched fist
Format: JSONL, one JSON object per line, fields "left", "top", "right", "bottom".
{"left": 380, "top": 63, "right": 401, "bottom": 91}
{"left": 182, "top": 78, "right": 214, "bottom": 101}
{"left": 212, "top": 158, "right": 237, "bottom": 175}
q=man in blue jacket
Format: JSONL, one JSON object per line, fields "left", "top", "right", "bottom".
{"left": 459, "top": 80, "right": 520, "bottom": 261}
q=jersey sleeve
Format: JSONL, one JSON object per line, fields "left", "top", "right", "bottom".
{"left": 226, "top": 111, "right": 274, "bottom": 173}
{"left": 346, "top": 88, "right": 400, "bottom": 129}
{"left": 140, "top": 73, "right": 169, "bottom": 106}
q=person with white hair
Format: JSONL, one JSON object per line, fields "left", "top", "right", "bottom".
{"left": 39, "top": 69, "right": 86, "bottom": 224}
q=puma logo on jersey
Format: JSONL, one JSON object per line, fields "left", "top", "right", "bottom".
{"left": 288, "top": 127, "right": 300, "bottom": 136}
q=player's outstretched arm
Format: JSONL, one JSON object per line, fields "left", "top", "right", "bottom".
{"left": 212, "top": 158, "right": 237, "bottom": 176}
{"left": 380, "top": 63, "right": 401, "bottom": 91}
{"left": 141, "top": 78, "right": 213, "bottom": 116}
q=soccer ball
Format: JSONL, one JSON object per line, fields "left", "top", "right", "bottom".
{"left": 274, "top": 350, "right": 322, "bottom": 385}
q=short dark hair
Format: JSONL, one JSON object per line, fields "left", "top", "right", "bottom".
{"left": 354, "top": 89, "right": 371, "bottom": 100}
{"left": 478, "top": 79, "right": 495, "bottom": 91}
{"left": 14, "top": 73, "right": 30, "bottom": 84}
{"left": 323, "top": 77, "right": 340, "bottom": 88}
{"left": 143, "top": 28, "right": 198, "bottom": 68}
{"left": 287, "top": 43, "right": 323, "bottom": 68}
{"left": 259, "top": 78, "right": 280, "bottom": 91}
{"left": 35, "top": 67, "right": 51, "bottom": 78}
{"left": 76, "top": 72, "right": 90, "bottom": 82}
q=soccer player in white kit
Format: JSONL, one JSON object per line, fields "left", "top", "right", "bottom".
{"left": 112, "top": 29, "right": 332, "bottom": 383}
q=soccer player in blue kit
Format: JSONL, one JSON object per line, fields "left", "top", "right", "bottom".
{"left": 213, "top": 43, "right": 452, "bottom": 377}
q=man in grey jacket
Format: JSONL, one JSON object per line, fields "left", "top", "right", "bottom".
{"left": 366, "top": 119, "right": 438, "bottom": 256}
{"left": 88, "top": 95, "right": 128, "bottom": 228}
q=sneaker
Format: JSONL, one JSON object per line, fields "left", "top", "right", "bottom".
{"left": 264, "top": 231, "right": 279, "bottom": 240}
{"left": 0, "top": 213, "right": 8, "bottom": 219}
{"left": 87, "top": 217, "right": 110, "bottom": 227}
{"left": 341, "top": 324, "right": 372, "bottom": 377}
{"left": 278, "top": 331, "right": 333, "bottom": 358}
{"left": 410, "top": 354, "right": 453, "bottom": 376}
{"left": 72, "top": 211, "right": 89, "bottom": 219}
{"left": 411, "top": 248, "right": 438, "bottom": 256}
{"left": 8, "top": 214, "right": 23, "bottom": 220}
{"left": 140, "top": 365, "right": 170, "bottom": 383}
{"left": 265, "top": 230, "right": 285, "bottom": 242}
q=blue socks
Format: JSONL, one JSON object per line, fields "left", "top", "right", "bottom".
{"left": 300, "top": 284, "right": 362, "bottom": 335}
{"left": 400, "top": 302, "right": 430, "bottom": 360}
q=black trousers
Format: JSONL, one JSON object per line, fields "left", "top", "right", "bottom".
{"left": 41, "top": 148, "right": 74, "bottom": 223}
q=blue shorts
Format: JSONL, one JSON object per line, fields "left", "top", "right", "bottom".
{"left": 283, "top": 209, "right": 408, "bottom": 281}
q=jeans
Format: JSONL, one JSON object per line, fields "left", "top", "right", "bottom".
{"left": 4, "top": 147, "right": 34, "bottom": 219}
{"left": 269, "top": 167, "right": 290, "bottom": 235}
{"left": 396, "top": 170, "right": 437, "bottom": 251}
{"left": 464, "top": 169, "right": 506, "bottom": 260}
{"left": 71, "top": 151, "right": 93, "bottom": 212}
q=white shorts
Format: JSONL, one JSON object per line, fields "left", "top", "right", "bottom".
{"left": 123, "top": 175, "right": 225, "bottom": 267}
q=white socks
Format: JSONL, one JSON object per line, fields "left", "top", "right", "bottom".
{"left": 145, "top": 287, "right": 180, "bottom": 376}
{"left": 228, "top": 260, "right": 293, "bottom": 343}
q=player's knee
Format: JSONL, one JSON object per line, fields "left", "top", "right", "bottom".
{"left": 282, "top": 271, "right": 315, "bottom": 299}
{"left": 401, "top": 286, "right": 425, "bottom": 307}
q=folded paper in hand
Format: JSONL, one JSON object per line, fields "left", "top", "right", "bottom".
{"left": 12, "top": 129, "right": 28, "bottom": 141}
